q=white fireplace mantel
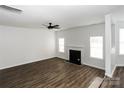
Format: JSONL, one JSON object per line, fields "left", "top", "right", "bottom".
{"left": 65, "top": 45, "right": 84, "bottom": 64}
{"left": 65, "top": 45, "right": 84, "bottom": 48}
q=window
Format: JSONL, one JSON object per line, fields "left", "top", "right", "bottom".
{"left": 119, "top": 28, "right": 124, "bottom": 54}
{"left": 59, "top": 38, "right": 64, "bottom": 52}
{"left": 90, "top": 36, "right": 103, "bottom": 59}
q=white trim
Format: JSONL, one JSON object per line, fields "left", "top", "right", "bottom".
{"left": 116, "top": 64, "right": 124, "bottom": 66}
{"left": 111, "top": 65, "right": 117, "bottom": 77}
{"left": 65, "top": 45, "right": 84, "bottom": 48}
{"left": 105, "top": 65, "right": 117, "bottom": 78}
{"left": 57, "top": 57, "right": 105, "bottom": 70}
{"left": 0, "top": 57, "right": 55, "bottom": 70}
{"left": 105, "top": 73, "right": 112, "bottom": 78}
{"left": 83, "top": 62, "right": 105, "bottom": 70}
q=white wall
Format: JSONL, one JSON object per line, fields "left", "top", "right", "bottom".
{"left": 56, "top": 23, "right": 105, "bottom": 70}
{"left": 0, "top": 25, "right": 56, "bottom": 69}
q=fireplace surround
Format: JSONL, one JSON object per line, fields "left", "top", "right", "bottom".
{"left": 69, "top": 49, "right": 81, "bottom": 65}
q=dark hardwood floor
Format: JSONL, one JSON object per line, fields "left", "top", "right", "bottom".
{"left": 100, "top": 67, "right": 124, "bottom": 88}
{"left": 0, "top": 57, "right": 105, "bottom": 88}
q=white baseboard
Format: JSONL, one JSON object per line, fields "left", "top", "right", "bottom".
{"left": 105, "top": 65, "right": 117, "bottom": 78}
{"left": 107, "top": 64, "right": 124, "bottom": 77}
{"left": 57, "top": 57, "right": 105, "bottom": 70}
{"left": 0, "top": 57, "right": 56, "bottom": 70}
{"left": 116, "top": 64, "right": 124, "bottom": 66}
{"left": 83, "top": 62, "right": 105, "bottom": 70}
{"left": 105, "top": 73, "right": 112, "bottom": 78}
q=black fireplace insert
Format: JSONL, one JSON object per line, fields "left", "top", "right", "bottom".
{"left": 69, "top": 49, "right": 81, "bottom": 65}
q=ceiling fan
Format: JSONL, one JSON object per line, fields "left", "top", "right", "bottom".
{"left": 0, "top": 5, "right": 22, "bottom": 13}
{"left": 42, "top": 23, "right": 60, "bottom": 30}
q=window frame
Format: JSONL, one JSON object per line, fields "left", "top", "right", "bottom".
{"left": 58, "top": 38, "right": 64, "bottom": 53}
{"left": 119, "top": 28, "right": 124, "bottom": 55}
{"left": 90, "top": 36, "right": 103, "bottom": 59}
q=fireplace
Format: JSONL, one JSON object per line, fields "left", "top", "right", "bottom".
{"left": 69, "top": 49, "right": 81, "bottom": 65}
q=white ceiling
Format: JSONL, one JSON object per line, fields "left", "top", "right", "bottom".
{"left": 0, "top": 5, "right": 121, "bottom": 29}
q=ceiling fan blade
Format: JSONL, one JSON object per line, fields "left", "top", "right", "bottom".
{"left": 54, "top": 25, "right": 59, "bottom": 26}
{"left": 54, "top": 27, "right": 60, "bottom": 29}
{"left": 0, "top": 5, "right": 22, "bottom": 12}
{"left": 54, "top": 25, "right": 60, "bottom": 29}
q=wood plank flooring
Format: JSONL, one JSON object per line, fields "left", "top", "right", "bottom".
{"left": 0, "top": 57, "right": 105, "bottom": 88}
{"left": 100, "top": 67, "right": 124, "bottom": 88}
